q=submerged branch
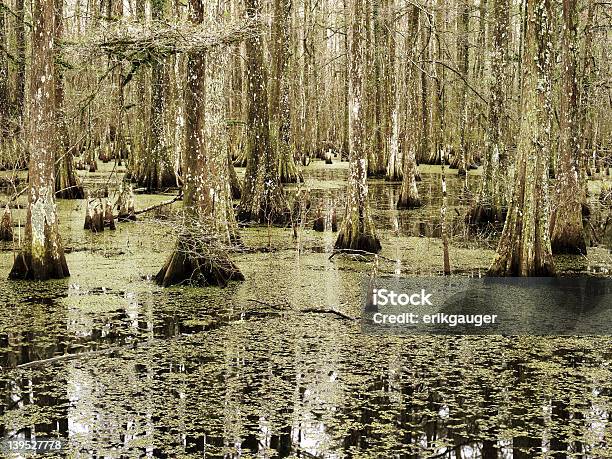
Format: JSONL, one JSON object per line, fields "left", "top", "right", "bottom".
{"left": 300, "top": 307, "right": 359, "bottom": 321}
{"left": 246, "top": 298, "right": 288, "bottom": 310}
{"left": 134, "top": 192, "right": 183, "bottom": 216}
{"left": 246, "top": 299, "right": 358, "bottom": 320}
{"left": 329, "top": 249, "right": 403, "bottom": 264}
{"left": 16, "top": 346, "right": 124, "bottom": 369}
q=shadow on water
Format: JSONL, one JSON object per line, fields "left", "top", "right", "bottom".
{"left": 0, "top": 161, "right": 610, "bottom": 457}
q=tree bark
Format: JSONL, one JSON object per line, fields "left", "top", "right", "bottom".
{"left": 0, "top": 205, "right": 12, "bottom": 241}
{"left": 129, "top": 0, "right": 148, "bottom": 181}
{"left": 488, "top": 0, "right": 555, "bottom": 277}
{"left": 156, "top": 0, "right": 243, "bottom": 287}
{"left": 467, "top": 0, "right": 509, "bottom": 226}
{"left": 271, "top": 0, "right": 300, "bottom": 183}
{"left": 419, "top": 9, "right": 431, "bottom": 167}
{"left": 578, "top": 0, "right": 594, "bottom": 183}
{"left": 455, "top": 0, "right": 469, "bottom": 177}
{"left": 299, "top": 0, "right": 317, "bottom": 163}
{"left": 550, "top": 0, "right": 586, "bottom": 254}
{"left": 397, "top": 5, "right": 422, "bottom": 209}
{"left": 385, "top": 0, "right": 402, "bottom": 181}
{"left": 474, "top": 0, "right": 487, "bottom": 79}
{"left": 0, "top": 0, "right": 9, "bottom": 135}
{"left": 9, "top": 0, "right": 70, "bottom": 280}
{"left": 441, "top": 150, "right": 451, "bottom": 274}
{"left": 335, "top": 0, "right": 381, "bottom": 253}
{"left": 109, "top": 0, "right": 126, "bottom": 162}
{"left": 430, "top": 0, "right": 445, "bottom": 164}
{"left": 397, "top": 147, "right": 421, "bottom": 209}
{"left": 54, "top": 0, "right": 84, "bottom": 199}
{"left": 133, "top": 0, "right": 177, "bottom": 191}
{"left": 368, "top": 0, "right": 389, "bottom": 177}
{"left": 13, "top": 0, "right": 26, "bottom": 129}
{"left": 237, "top": 0, "right": 288, "bottom": 224}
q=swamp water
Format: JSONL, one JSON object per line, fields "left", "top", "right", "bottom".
{"left": 0, "top": 161, "right": 610, "bottom": 458}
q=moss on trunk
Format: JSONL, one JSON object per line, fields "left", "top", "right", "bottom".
{"left": 237, "top": 0, "right": 289, "bottom": 224}
{"left": 488, "top": 0, "right": 555, "bottom": 277}
{"left": 10, "top": 0, "right": 69, "bottom": 281}
{"left": 55, "top": 152, "right": 85, "bottom": 199}
{"left": 397, "top": 148, "right": 422, "bottom": 210}
{"left": 156, "top": 10, "right": 243, "bottom": 287}
{"left": 278, "top": 141, "right": 301, "bottom": 184}
{"left": 335, "top": 0, "right": 381, "bottom": 254}
{"left": 550, "top": 0, "right": 586, "bottom": 255}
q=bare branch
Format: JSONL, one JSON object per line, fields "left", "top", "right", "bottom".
{"left": 63, "top": 18, "right": 263, "bottom": 63}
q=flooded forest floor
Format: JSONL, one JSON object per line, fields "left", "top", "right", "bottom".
{"left": 0, "top": 160, "right": 611, "bottom": 458}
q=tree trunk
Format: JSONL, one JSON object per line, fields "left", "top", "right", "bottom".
{"left": 156, "top": 0, "right": 243, "bottom": 287}
{"left": 54, "top": 0, "right": 84, "bottom": 199}
{"left": 133, "top": 0, "right": 177, "bottom": 191}
{"left": 397, "top": 144, "right": 421, "bottom": 209}
{"left": 474, "top": 0, "right": 487, "bottom": 79}
{"left": 368, "top": 0, "right": 389, "bottom": 177}
{"left": 226, "top": 1, "right": 243, "bottom": 165}
{"left": 467, "top": 0, "right": 509, "bottom": 226}
{"left": 271, "top": 0, "right": 300, "bottom": 183}
{"left": 430, "top": 0, "right": 445, "bottom": 164}
{"left": 0, "top": 205, "right": 12, "bottom": 241}
{"left": 109, "top": 0, "right": 126, "bottom": 162}
{"left": 237, "top": 0, "right": 288, "bottom": 224}
{"left": 226, "top": 0, "right": 244, "bottom": 173}
{"left": 9, "top": 0, "right": 69, "bottom": 280}
{"left": 385, "top": 0, "right": 402, "bottom": 181}
{"left": 129, "top": 0, "right": 148, "bottom": 181}
{"left": 342, "top": 27, "right": 350, "bottom": 159}
{"left": 419, "top": 10, "right": 431, "bottom": 166}
{"left": 456, "top": 0, "right": 469, "bottom": 177}
{"left": 578, "top": 0, "right": 594, "bottom": 185}
{"left": 12, "top": 0, "right": 26, "bottom": 130}
{"left": 397, "top": 5, "right": 422, "bottom": 209}
{"left": 335, "top": 0, "right": 381, "bottom": 253}
{"left": 488, "top": 0, "right": 555, "bottom": 277}
{"left": 0, "top": 0, "right": 9, "bottom": 135}
{"left": 550, "top": 0, "right": 586, "bottom": 254}
{"left": 299, "top": 0, "right": 317, "bottom": 163}
{"left": 441, "top": 150, "right": 451, "bottom": 275}
{"left": 228, "top": 152, "right": 242, "bottom": 200}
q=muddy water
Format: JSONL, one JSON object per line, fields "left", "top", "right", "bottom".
{"left": 0, "top": 160, "right": 610, "bottom": 458}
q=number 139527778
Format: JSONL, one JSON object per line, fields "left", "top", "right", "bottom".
{"left": 1, "top": 438, "right": 65, "bottom": 454}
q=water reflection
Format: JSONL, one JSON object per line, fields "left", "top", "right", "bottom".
{"left": 301, "top": 165, "right": 494, "bottom": 241}
{"left": 4, "top": 288, "right": 609, "bottom": 457}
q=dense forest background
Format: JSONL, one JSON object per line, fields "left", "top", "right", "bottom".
{"left": 0, "top": 0, "right": 610, "bottom": 281}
